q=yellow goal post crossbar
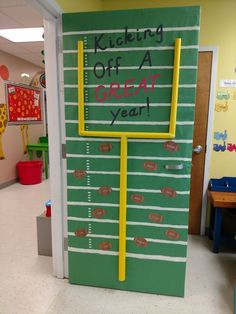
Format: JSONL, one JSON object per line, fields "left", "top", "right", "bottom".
{"left": 77, "top": 38, "right": 181, "bottom": 282}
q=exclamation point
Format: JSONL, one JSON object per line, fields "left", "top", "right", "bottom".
{"left": 146, "top": 97, "right": 150, "bottom": 116}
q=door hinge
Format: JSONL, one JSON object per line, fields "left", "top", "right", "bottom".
{"left": 61, "top": 143, "right": 66, "bottom": 159}
{"left": 64, "top": 237, "right": 68, "bottom": 251}
{"left": 57, "top": 35, "right": 63, "bottom": 54}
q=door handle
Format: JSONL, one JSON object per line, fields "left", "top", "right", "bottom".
{"left": 193, "top": 145, "right": 203, "bottom": 154}
{"left": 164, "top": 163, "right": 184, "bottom": 170}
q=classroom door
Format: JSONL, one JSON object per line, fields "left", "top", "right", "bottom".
{"left": 189, "top": 52, "right": 212, "bottom": 234}
{"left": 63, "top": 7, "right": 200, "bottom": 297}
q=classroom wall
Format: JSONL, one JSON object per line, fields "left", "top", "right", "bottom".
{"left": 56, "top": 0, "right": 236, "bottom": 179}
{"left": 0, "top": 50, "right": 44, "bottom": 186}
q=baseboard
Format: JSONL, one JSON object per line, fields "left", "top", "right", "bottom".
{"left": 0, "top": 178, "right": 18, "bottom": 189}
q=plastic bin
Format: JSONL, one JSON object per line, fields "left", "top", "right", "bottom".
{"left": 16, "top": 160, "right": 43, "bottom": 185}
{"left": 209, "top": 176, "right": 236, "bottom": 192}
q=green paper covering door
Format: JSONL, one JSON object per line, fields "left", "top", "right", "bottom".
{"left": 63, "top": 6, "right": 200, "bottom": 297}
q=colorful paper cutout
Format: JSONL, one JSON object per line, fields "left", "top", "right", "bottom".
{"left": 75, "top": 228, "right": 88, "bottom": 237}
{"left": 99, "top": 242, "right": 112, "bottom": 250}
{"left": 99, "top": 143, "right": 112, "bottom": 152}
{"left": 214, "top": 130, "right": 227, "bottom": 141}
{"left": 163, "top": 141, "right": 179, "bottom": 152}
{"left": 165, "top": 229, "right": 180, "bottom": 240}
{"left": 216, "top": 91, "right": 230, "bottom": 100}
{"left": 130, "top": 194, "right": 144, "bottom": 203}
{"left": 98, "top": 186, "right": 112, "bottom": 195}
{"left": 0, "top": 104, "right": 7, "bottom": 159}
{"left": 92, "top": 208, "right": 107, "bottom": 218}
{"left": 213, "top": 130, "right": 236, "bottom": 152}
{"left": 134, "top": 237, "right": 148, "bottom": 247}
{"left": 148, "top": 213, "right": 164, "bottom": 223}
{"left": 74, "top": 169, "right": 87, "bottom": 179}
{"left": 143, "top": 160, "right": 157, "bottom": 171}
{"left": 215, "top": 102, "right": 228, "bottom": 112}
{"left": 161, "top": 187, "right": 177, "bottom": 197}
{"left": 0, "top": 65, "right": 9, "bottom": 81}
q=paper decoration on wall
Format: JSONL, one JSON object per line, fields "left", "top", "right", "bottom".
{"left": 213, "top": 142, "right": 236, "bottom": 152}
{"left": 215, "top": 90, "right": 232, "bottom": 112}
{"left": 0, "top": 65, "right": 9, "bottom": 81}
{"left": 63, "top": 6, "right": 200, "bottom": 297}
{"left": 214, "top": 130, "right": 227, "bottom": 141}
{"left": 213, "top": 142, "right": 226, "bottom": 152}
{"left": 20, "top": 125, "right": 29, "bottom": 154}
{"left": 215, "top": 102, "right": 228, "bottom": 112}
{"left": 227, "top": 143, "right": 236, "bottom": 152}
{"left": 39, "top": 73, "right": 46, "bottom": 88}
{"left": 220, "top": 79, "right": 236, "bottom": 88}
{"left": 5, "top": 82, "right": 42, "bottom": 125}
{"left": 216, "top": 91, "right": 230, "bottom": 100}
{"left": 213, "top": 129, "right": 236, "bottom": 152}
{"left": 30, "top": 71, "right": 44, "bottom": 88}
{"left": 0, "top": 104, "right": 7, "bottom": 159}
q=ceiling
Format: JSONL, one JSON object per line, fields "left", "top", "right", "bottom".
{"left": 0, "top": 0, "right": 45, "bottom": 67}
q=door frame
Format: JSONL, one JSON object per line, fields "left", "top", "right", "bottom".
{"left": 30, "top": 0, "right": 65, "bottom": 278}
{"left": 198, "top": 46, "right": 218, "bottom": 235}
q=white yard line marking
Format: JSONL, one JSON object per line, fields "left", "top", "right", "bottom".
{"left": 68, "top": 216, "right": 188, "bottom": 229}
{"left": 65, "top": 136, "right": 193, "bottom": 144}
{"left": 63, "top": 45, "right": 198, "bottom": 53}
{"left": 68, "top": 232, "right": 187, "bottom": 245}
{"left": 68, "top": 247, "right": 186, "bottom": 262}
{"left": 62, "top": 26, "right": 200, "bottom": 36}
{"left": 65, "top": 119, "right": 194, "bottom": 126}
{"left": 68, "top": 201, "right": 189, "bottom": 212}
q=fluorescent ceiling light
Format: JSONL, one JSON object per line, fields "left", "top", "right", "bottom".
{"left": 21, "top": 73, "right": 30, "bottom": 78}
{"left": 0, "top": 27, "right": 44, "bottom": 42}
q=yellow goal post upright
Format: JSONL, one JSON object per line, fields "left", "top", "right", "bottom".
{"left": 77, "top": 38, "right": 181, "bottom": 282}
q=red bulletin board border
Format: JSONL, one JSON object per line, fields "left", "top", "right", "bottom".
{"left": 5, "top": 81, "right": 43, "bottom": 125}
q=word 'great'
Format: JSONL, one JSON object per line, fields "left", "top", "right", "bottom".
{"left": 94, "top": 25, "right": 163, "bottom": 53}
{"left": 95, "top": 74, "right": 160, "bottom": 102}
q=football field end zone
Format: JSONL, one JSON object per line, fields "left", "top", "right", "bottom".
{"left": 68, "top": 250, "right": 186, "bottom": 297}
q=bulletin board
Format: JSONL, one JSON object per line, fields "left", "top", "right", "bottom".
{"left": 63, "top": 6, "right": 200, "bottom": 297}
{"left": 5, "top": 82, "right": 43, "bottom": 124}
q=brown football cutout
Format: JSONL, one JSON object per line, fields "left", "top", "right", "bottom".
{"left": 161, "top": 187, "right": 177, "bottom": 197}
{"left": 73, "top": 169, "right": 87, "bottom": 179}
{"left": 98, "top": 186, "right": 112, "bottom": 195}
{"left": 74, "top": 228, "right": 88, "bottom": 237}
{"left": 148, "top": 213, "right": 164, "bottom": 223}
{"left": 99, "top": 143, "right": 113, "bottom": 153}
{"left": 99, "top": 241, "right": 112, "bottom": 250}
{"left": 163, "top": 141, "right": 179, "bottom": 152}
{"left": 134, "top": 237, "right": 148, "bottom": 247}
{"left": 92, "top": 208, "right": 107, "bottom": 218}
{"left": 165, "top": 229, "right": 180, "bottom": 240}
{"left": 130, "top": 194, "right": 144, "bottom": 203}
{"left": 143, "top": 161, "right": 157, "bottom": 171}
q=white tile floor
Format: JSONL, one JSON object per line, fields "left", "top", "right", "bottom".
{"left": 0, "top": 180, "right": 235, "bottom": 314}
